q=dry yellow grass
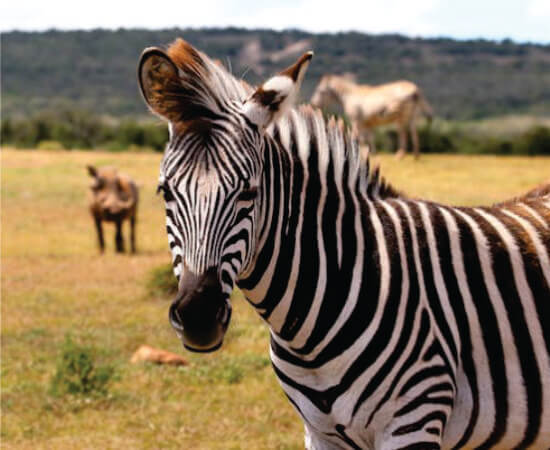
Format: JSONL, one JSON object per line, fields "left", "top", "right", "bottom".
{"left": 2, "top": 148, "right": 550, "bottom": 449}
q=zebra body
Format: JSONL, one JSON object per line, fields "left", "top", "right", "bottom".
{"left": 241, "top": 109, "right": 550, "bottom": 449}
{"left": 138, "top": 39, "right": 550, "bottom": 449}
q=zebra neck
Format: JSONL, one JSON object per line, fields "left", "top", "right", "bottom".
{"left": 238, "top": 111, "right": 383, "bottom": 356}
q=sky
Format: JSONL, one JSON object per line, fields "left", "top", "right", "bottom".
{"left": 1, "top": 0, "right": 549, "bottom": 43}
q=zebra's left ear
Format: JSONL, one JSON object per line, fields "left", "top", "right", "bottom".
{"left": 243, "top": 51, "right": 313, "bottom": 130}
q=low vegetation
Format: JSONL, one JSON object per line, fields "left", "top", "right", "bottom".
{"left": 1, "top": 110, "right": 168, "bottom": 151}
{"left": 49, "top": 335, "right": 115, "bottom": 397}
{"left": 3, "top": 112, "right": 550, "bottom": 155}
{"left": 2, "top": 149, "right": 550, "bottom": 448}
{"left": 146, "top": 263, "right": 179, "bottom": 299}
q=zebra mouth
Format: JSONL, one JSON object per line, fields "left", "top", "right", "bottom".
{"left": 183, "top": 338, "right": 224, "bottom": 353}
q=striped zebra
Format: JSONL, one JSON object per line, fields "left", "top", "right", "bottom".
{"left": 138, "top": 39, "right": 550, "bottom": 449}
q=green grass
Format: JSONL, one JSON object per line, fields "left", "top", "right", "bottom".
{"left": 2, "top": 148, "right": 550, "bottom": 449}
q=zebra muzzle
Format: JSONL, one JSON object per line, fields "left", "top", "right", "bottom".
{"left": 168, "top": 268, "right": 231, "bottom": 353}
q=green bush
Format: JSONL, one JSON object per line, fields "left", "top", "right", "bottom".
{"left": 146, "top": 264, "right": 178, "bottom": 299}
{"left": 49, "top": 336, "right": 115, "bottom": 397}
{"left": 515, "top": 126, "right": 550, "bottom": 155}
{"left": 2, "top": 110, "right": 550, "bottom": 155}
{"left": 1, "top": 110, "right": 169, "bottom": 151}
{"left": 37, "top": 140, "right": 65, "bottom": 151}
{"left": 418, "top": 126, "right": 455, "bottom": 153}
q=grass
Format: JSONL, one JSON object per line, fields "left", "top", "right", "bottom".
{"left": 2, "top": 148, "right": 550, "bottom": 449}
{"left": 146, "top": 264, "right": 179, "bottom": 299}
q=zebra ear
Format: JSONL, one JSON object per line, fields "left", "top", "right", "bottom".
{"left": 243, "top": 51, "right": 314, "bottom": 130}
{"left": 138, "top": 40, "right": 215, "bottom": 124}
{"left": 138, "top": 47, "right": 183, "bottom": 122}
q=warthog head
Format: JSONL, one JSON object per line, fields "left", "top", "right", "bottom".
{"left": 87, "top": 165, "right": 137, "bottom": 221}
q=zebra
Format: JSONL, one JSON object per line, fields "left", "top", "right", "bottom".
{"left": 310, "top": 75, "right": 433, "bottom": 159}
{"left": 138, "top": 38, "right": 550, "bottom": 449}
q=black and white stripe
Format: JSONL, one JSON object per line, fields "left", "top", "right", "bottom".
{"left": 139, "top": 40, "right": 550, "bottom": 449}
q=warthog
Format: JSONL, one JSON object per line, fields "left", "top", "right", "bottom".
{"left": 87, "top": 165, "right": 138, "bottom": 253}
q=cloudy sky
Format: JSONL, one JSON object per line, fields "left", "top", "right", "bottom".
{"left": 1, "top": 0, "right": 549, "bottom": 43}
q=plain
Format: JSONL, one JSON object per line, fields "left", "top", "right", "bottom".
{"left": 2, "top": 149, "right": 549, "bottom": 449}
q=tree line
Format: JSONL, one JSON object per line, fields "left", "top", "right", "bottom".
{"left": 3, "top": 110, "right": 549, "bottom": 155}
{"left": 1, "top": 110, "right": 168, "bottom": 151}
{"left": 3, "top": 28, "right": 550, "bottom": 120}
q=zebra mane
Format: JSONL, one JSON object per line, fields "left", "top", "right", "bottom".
{"left": 166, "top": 39, "right": 400, "bottom": 200}
{"left": 271, "top": 105, "right": 401, "bottom": 200}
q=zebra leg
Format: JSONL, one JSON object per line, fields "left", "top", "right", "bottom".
{"left": 115, "top": 219, "right": 125, "bottom": 253}
{"left": 364, "top": 128, "right": 376, "bottom": 156}
{"left": 395, "top": 124, "right": 407, "bottom": 159}
{"left": 409, "top": 119, "right": 420, "bottom": 160}
{"left": 94, "top": 216, "right": 105, "bottom": 253}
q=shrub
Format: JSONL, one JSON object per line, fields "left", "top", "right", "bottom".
{"left": 146, "top": 264, "right": 178, "bottom": 299}
{"left": 1, "top": 111, "right": 169, "bottom": 151}
{"left": 515, "top": 126, "right": 550, "bottom": 155}
{"left": 49, "top": 336, "right": 114, "bottom": 397}
{"left": 37, "top": 140, "right": 65, "bottom": 151}
{"left": 418, "top": 126, "right": 455, "bottom": 153}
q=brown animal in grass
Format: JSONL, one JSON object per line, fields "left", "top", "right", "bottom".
{"left": 130, "top": 345, "right": 188, "bottom": 366}
{"left": 87, "top": 165, "right": 138, "bottom": 253}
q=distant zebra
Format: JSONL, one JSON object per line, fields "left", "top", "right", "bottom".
{"left": 138, "top": 39, "right": 550, "bottom": 449}
{"left": 311, "top": 75, "right": 433, "bottom": 159}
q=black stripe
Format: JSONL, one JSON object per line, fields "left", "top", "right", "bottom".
{"left": 470, "top": 208, "right": 542, "bottom": 448}
{"left": 451, "top": 208, "right": 508, "bottom": 448}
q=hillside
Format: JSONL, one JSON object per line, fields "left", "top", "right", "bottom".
{"left": 3, "top": 28, "right": 550, "bottom": 119}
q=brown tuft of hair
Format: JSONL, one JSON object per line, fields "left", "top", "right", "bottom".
{"left": 166, "top": 38, "right": 204, "bottom": 72}
{"left": 495, "top": 181, "right": 550, "bottom": 206}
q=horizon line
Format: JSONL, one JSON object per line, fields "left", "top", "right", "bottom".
{"left": 2, "top": 26, "right": 549, "bottom": 46}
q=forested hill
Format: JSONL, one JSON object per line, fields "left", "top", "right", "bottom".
{"left": 3, "top": 28, "right": 550, "bottom": 120}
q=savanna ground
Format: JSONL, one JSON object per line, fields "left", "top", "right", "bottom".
{"left": 2, "top": 148, "right": 550, "bottom": 449}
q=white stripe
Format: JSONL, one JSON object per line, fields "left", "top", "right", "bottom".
{"left": 454, "top": 208, "right": 526, "bottom": 448}
{"left": 396, "top": 200, "right": 457, "bottom": 390}
{"left": 438, "top": 207, "right": 494, "bottom": 448}
{"left": 499, "top": 207, "right": 550, "bottom": 448}
{"left": 417, "top": 202, "right": 460, "bottom": 369}
{"left": 266, "top": 112, "right": 310, "bottom": 332}
{"left": 290, "top": 113, "right": 329, "bottom": 348}
{"left": 519, "top": 203, "right": 548, "bottom": 229}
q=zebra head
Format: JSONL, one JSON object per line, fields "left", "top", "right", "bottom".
{"left": 138, "top": 39, "right": 312, "bottom": 352}
{"left": 310, "top": 74, "right": 353, "bottom": 114}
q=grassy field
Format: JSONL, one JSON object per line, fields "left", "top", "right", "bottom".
{"left": 2, "top": 148, "right": 550, "bottom": 449}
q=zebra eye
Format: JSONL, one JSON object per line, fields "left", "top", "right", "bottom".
{"left": 157, "top": 184, "right": 175, "bottom": 202}
{"left": 238, "top": 186, "right": 258, "bottom": 202}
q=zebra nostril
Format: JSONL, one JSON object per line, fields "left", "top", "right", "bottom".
{"left": 169, "top": 302, "right": 184, "bottom": 333}
{"left": 217, "top": 303, "right": 231, "bottom": 325}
